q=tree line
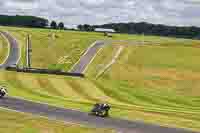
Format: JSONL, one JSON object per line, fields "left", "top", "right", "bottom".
{"left": 50, "top": 21, "right": 65, "bottom": 29}
{"left": 77, "top": 24, "right": 95, "bottom": 31}
{"left": 93, "top": 22, "right": 200, "bottom": 39}
{"left": 1, "top": 15, "right": 199, "bottom": 39}
{"left": 77, "top": 22, "right": 200, "bottom": 39}
{"left": 0, "top": 15, "right": 65, "bottom": 29}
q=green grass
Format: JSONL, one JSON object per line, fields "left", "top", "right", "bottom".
{"left": 86, "top": 42, "right": 200, "bottom": 131}
{"left": 0, "top": 26, "right": 106, "bottom": 70}
{"left": 0, "top": 33, "right": 8, "bottom": 64}
{"left": 0, "top": 108, "right": 114, "bottom": 133}
{"left": 0, "top": 26, "right": 200, "bottom": 131}
{"left": 2, "top": 26, "right": 198, "bottom": 70}
{"left": 1, "top": 70, "right": 200, "bottom": 131}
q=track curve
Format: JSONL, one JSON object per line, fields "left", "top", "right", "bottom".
{"left": 70, "top": 41, "right": 106, "bottom": 73}
{"left": 0, "top": 31, "right": 20, "bottom": 69}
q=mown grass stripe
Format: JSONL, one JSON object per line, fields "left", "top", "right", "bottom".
{"left": 48, "top": 77, "right": 86, "bottom": 101}
{"left": 66, "top": 79, "right": 97, "bottom": 102}
{"left": 37, "top": 76, "right": 62, "bottom": 96}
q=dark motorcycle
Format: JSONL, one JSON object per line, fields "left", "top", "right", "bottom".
{"left": 90, "top": 103, "right": 111, "bottom": 117}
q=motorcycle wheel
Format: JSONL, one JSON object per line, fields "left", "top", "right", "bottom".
{"left": 0, "top": 94, "right": 4, "bottom": 98}
{"left": 99, "top": 110, "right": 108, "bottom": 117}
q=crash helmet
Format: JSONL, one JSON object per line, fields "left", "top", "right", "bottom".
{"left": 103, "top": 103, "right": 107, "bottom": 107}
{"left": 0, "top": 87, "right": 6, "bottom": 93}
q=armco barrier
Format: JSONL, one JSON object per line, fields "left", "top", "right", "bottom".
{"left": 5, "top": 67, "right": 85, "bottom": 78}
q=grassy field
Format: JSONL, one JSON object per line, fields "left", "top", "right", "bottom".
{"left": 0, "top": 33, "right": 8, "bottom": 64}
{"left": 0, "top": 108, "right": 113, "bottom": 133}
{"left": 86, "top": 42, "right": 200, "bottom": 130}
{"left": 1, "top": 26, "right": 198, "bottom": 70}
{"left": 0, "top": 26, "right": 200, "bottom": 131}
{"left": 0, "top": 26, "right": 106, "bottom": 70}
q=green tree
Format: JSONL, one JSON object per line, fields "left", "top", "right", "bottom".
{"left": 58, "top": 22, "right": 64, "bottom": 29}
{"left": 50, "top": 21, "right": 57, "bottom": 29}
{"left": 77, "top": 25, "right": 83, "bottom": 31}
{"left": 0, "top": 15, "right": 48, "bottom": 28}
{"left": 83, "top": 24, "right": 90, "bottom": 31}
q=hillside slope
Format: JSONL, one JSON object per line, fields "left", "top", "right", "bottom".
{"left": 0, "top": 26, "right": 200, "bottom": 131}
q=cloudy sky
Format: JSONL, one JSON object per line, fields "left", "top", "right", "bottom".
{"left": 0, "top": 0, "right": 200, "bottom": 27}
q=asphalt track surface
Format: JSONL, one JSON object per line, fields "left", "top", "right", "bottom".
{"left": 0, "top": 97, "right": 198, "bottom": 133}
{"left": 70, "top": 41, "right": 106, "bottom": 73}
{"left": 0, "top": 31, "right": 20, "bottom": 69}
{"left": 0, "top": 36, "right": 199, "bottom": 132}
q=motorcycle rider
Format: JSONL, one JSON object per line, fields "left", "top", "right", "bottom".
{"left": 0, "top": 86, "right": 7, "bottom": 98}
{"left": 91, "top": 103, "right": 111, "bottom": 117}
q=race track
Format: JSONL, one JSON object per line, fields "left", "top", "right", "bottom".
{"left": 0, "top": 31, "right": 20, "bottom": 69}
{"left": 0, "top": 97, "right": 198, "bottom": 133}
{"left": 70, "top": 41, "right": 106, "bottom": 73}
{"left": 0, "top": 35, "right": 199, "bottom": 132}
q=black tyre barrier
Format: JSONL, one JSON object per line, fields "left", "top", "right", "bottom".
{"left": 5, "top": 67, "right": 84, "bottom": 78}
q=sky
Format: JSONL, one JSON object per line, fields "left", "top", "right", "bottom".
{"left": 0, "top": 0, "right": 200, "bottom": 28}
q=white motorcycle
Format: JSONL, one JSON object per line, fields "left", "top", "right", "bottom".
{"left": 0, "top": 87, "right": 7, "bottom": 98}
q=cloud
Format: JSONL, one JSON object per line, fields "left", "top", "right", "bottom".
{"left": 0, "top": 0, "right": 200, "bottom": 27}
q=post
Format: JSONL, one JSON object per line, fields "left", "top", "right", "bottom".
{"left": 26, "top": 34, "right": 32, "bottom": 68}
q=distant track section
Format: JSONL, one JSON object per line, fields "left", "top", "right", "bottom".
{"left": 0, "top": 31, "right": 20, "bottom": 69}
{"left": 70, "top": 40, "right": 153, "bottom": 74}
{"left": 0, "top": 97, "right": 198, "bottom": 133}
{"left": 70, "top": 41, "right": 106, "bottom": 73}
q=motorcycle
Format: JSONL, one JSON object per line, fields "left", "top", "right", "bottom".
{"left": 0, "top": 87, "right": 7, "bottom": 98}
{"left": 90, "top": 103, "right": 111, "bottom": 117}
